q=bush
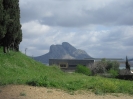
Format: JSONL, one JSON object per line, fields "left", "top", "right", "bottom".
{"left": 75, "top": 64, "right": 91, "bottom": 76}
{"left": 89, "top": 59, "right": 107, "bottom": 75}
{"left": 106, "top": 60, "right": 119, "bottom": 71}
{"left": 89, "top": 59, "right": 119, "bottom": 75}
{"left": 89, "top": 64, "right": 105, "bottom": 75}
{"left": 109, "top": 68, "right": 119, "bottom": 78}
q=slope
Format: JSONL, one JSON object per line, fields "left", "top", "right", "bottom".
{"left": 0, "top": 48, "right": 133, "bottom": 95}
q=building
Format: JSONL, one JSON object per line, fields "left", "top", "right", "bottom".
{"left": 49, "top": 59, "right": 94, "bottom": 72}
{"left": 49, "top": 58, "right": 126, "bottom": 72}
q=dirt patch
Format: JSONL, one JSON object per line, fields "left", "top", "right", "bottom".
{"left": 0, "top": 85, "right": 132, "bottom": 99}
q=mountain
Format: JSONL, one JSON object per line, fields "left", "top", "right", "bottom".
{"left": 33, "top": 42, "right": 92, "bottom": 64}
{"left": 129, "top": 58, "right": 133, "bottom": 61}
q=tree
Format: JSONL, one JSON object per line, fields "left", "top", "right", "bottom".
{"left": 89, "top": 58, "right": 119, "bottom": 75}
{"left": 0, "top": 0, "right": 3, "bottom": 40}
{"left": 14, "top": 28, "right": 22, "bottom": 51}
{"left": 2, "top": 0, "right": 22, "bottom": 53}
{"left": 0, "top": 0, "right": 6, "bottom": 43}
{"left": 126, "top": 56, "right": 130, "bottom": 70}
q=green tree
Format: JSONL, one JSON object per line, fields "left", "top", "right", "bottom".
{"left": 90, "top": 59, "right": 119, "bottom": 75}
{"left": 14, "top": 28, "right": 22, "bottom": 51}
{"left": 0, "top": 0, "right": 7, "bottom": 43}
{"left": 125, "top": 56, "right": 130, "bottom": 70}
{"left": 2, "top": 0, "right": 22, "bottom": 53}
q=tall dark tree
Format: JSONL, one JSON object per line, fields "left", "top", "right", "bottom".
{"left": 2, "top": 0, "right": 22, "bottom": 53}
{"left": 0, "top": 0, "right": 6, "bottom": 43}
{"left": 13, "top": 1, "right": 22, "bottom": 51}
{"left": 126, "top": 56, "right": 130, "bottom": 70}
{"left": 0, "top": 0, "right": 3, "bottom": 40}
{"left": 14, "top": 27, "right": 22, "bottom": 51}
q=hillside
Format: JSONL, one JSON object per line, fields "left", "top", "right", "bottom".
{"left": 0, "top": 48, "right": 133, "bottom": 95}
{"left": 33, "top": 42, "right": 92, "bottom": 64}
{"left": 0, "top": 48, "right": 65, "bottom": 85}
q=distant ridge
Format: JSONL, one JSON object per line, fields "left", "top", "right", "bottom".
{"left": 129, "top": 58, "right": 133, "bottom": 61}
{"left": 33, "top": 42, "right": 92, "bottom": 64}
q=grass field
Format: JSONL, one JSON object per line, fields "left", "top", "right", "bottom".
{"left": 0, "top": 48, "right": 133, "bottom": 95}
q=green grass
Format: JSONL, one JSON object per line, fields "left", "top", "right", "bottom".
{"left": 20, "top": 92, "right": 26, "bottom": 96}
{"left": 0, "top": 48, "right": 133, "bottom": 95}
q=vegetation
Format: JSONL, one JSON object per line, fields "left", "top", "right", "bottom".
{"left": 20, "top": 92, "right": 26, "bottom": 96}
{"left": 0, "top": 49, "right": 133, "bottom": 95}
{"left": 89, "top": 58, "right": 119, "bottom": 77}
{"left": 109, "top": 68, "right": 119, "bottom": 78}
{"left": 0, "top": 0, "right": 22, "bottom": 53}
{"left": 1, "top": 0, "right": 132, "bottom": 95}
{"left": 75, "top": 64, "right": 91, "bottom": 76}
{"left": 126, "top": 56, "right": 130, "bottom": 70}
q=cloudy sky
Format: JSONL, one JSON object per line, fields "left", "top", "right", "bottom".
{"left": 19, "top": 0, "right": 133, "bottom": 58}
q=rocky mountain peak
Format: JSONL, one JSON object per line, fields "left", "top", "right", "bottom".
{"left": 62, "top": 42, "right": 76, "bottom": 54}
{"left": 34, "top": 42, "right": 92, "bottom": 64}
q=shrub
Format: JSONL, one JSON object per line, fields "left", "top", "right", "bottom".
{"left": 109, "top": 68, "right": 119, "bottom": 78}
{"left": 75, "top": 64, "right": 91, "bottom": 76}
{"left": 89, "top": 64, "right": 105, "bottom": 75}
{"left": 89, "top": 59, "right": 107, "bottom": 75}
{"left": 106, "top": 60, "right": 119, "bottom": 71}
{"left": 89, "top": 59, "right": 119, "bottom": 75}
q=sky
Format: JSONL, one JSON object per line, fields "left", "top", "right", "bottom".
{"left": 19, "top": 0, "right": 133, "bottom": 58}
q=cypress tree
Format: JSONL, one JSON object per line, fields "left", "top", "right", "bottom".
{"left": 0, "top": 0, "right": 6, "bottom": 44}
{"left": 2, "top": 0, "right": 22, "bottom": 53}
{"left": 0, "top": 0, "right": 3, "bottom": 40}
{"left": 14, "top": 1, "right": 22, "bottom": 51}
{"left": 13, "top": 25, "right": 22, "bottom": 51}
{"left": 126, "top": 56, "right": 130, "bottom": 70}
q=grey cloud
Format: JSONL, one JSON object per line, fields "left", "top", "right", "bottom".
{"left": 19, "top": 0, "right": 133, "bottom": 58}
{"left": 88, "top": 0, "right": 133, "bottom": 26}
{"left": 122, "top": 37, "right": 133, "bottom": 47}
{"left": 38, "top": 0, "right": 133, "bottom": 27}
{"left": 20, "top": 0, "right": 133, "bottom": 26}
{"left": 20, "top": 7, "right": 38, "bottom": 23}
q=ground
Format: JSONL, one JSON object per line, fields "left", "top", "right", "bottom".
{"left": 0, "top": 85, "right": 133, "bottom": 99}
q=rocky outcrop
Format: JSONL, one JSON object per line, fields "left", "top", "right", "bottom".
{"left": 33, "top": 42, "right": 92, "bottom": 64}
